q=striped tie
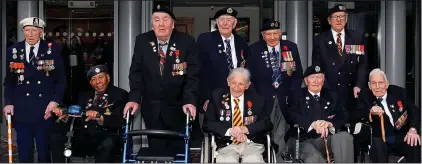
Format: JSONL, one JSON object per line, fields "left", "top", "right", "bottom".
{"left": 336, "top": 33, "right": 342, "bottom": 56}
{"left": 232, "top": 98, "right": 242, "bottom": 144}
{"left": 224, "top": 39, "right": 234, "bottom": 70}
{"left": 159, "top": 43, "right": 167, "bottom": 75}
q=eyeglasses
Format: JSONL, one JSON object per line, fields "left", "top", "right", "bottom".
{"left": 330, "top": 15, "right": 347, "bottom": 20}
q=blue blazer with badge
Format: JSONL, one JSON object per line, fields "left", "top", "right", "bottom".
{"left": 3, "top": 39, "right": 66, "bottom": 123}
{"left": 197, "top": 31, "right": 251, "bottom": 111}
{"left": 248, "top": 39, "right": 303, "bottom": 118}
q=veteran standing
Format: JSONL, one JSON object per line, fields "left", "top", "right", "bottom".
{"left": 2, "top": 17, "right": 66, "bottom": 162}
{"left": 312, "top": 4, "right": 368, "bottom": 109}
{"left": 123, "top": 6, "right": 200, "bottom": 156}
{"left": 247, "top": 20, "right": 303, "bottom": 157}
{"left": 197, "top": 7, "right": 251, "bottom": 112}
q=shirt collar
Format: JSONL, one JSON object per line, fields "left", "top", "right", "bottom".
{"left": 331, "top": 28, "right": 345, "bottom": 37}
{"left": 267, "top": 43, "right": 280, "bottom": 52}
{"left": 221, "top": 34, "right": 234, "bottom": 42}
{"left": 231, "top": 94, "right": 244, "bottom": 102}
{"left": 157, "top": 37, "right": 171, "bottom": 45}
{"left": 25, "top": 39, "right": 40, "bottom": 49}
{"left": 379, "top": 92, "right": 388, "bottom": 101}
{"left": 308, "top": 90, "right": 321, "bottom": 97}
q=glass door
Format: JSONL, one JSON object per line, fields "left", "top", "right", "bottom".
{"left": 45, "top": 0, "right": 114, "bottom": 106}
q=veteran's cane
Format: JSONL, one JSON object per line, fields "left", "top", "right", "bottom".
{"left": 7, "top": 111, "right": 13, "bottom": 163}
{"left": 369, "top": 112, "right": 386, "bottom": 142}
{"left": 324, "top": 137, "right": 330, "bottom": 163}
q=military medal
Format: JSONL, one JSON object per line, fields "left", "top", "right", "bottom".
{"left": 220, "top": 110, "right": 224, "bottom": 121}
{"left": 20, "top": 54, "right": 24, "bottom": 60}
{"left": 47, "top": 42, "right": 52, "bottom": 54}
{"left": 240, "top": 50, "right": 246, "bottom": 68}
{"left": 175, "top": 50, "right": 180, "bottom": 63}
{"left": 226, "top": 110, "right": 231, "bottom": 121}
{"left": 273, "top": 82, "right": 279, "bottom": 88}
{"left": 12, "top": 54, "right": 17, "bottom": 59}
{"left": 18, "top": 75, "right": 24, "bottom": 85}
{"left": 247, "top": 101, "right": 252, "bottom": 115}
{"left": 104, "top": 108, "right": 112, "bottom": 115}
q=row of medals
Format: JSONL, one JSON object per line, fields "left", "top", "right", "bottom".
{"left": 219, "top": 95, "right": 253, "bottom": 121}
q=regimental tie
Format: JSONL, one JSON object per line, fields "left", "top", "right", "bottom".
{"left": 224, "top": 39, "right": 234, "bottom": 70}
{"left": 270, "top": 47, "right": 281, "bottom": 84}
{"left": 336, "top": 33, "right": 342, "bottom": 56}
{"left": 158, "top": 43, "right": 168, "bottom": 76}
{"left": 29, "top": 46, "right": 35, "bottom": 65}
{"left": 232, "top": 98, "right": 242, "bottom": 144}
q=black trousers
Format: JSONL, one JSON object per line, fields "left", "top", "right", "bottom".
{"left": 370, "top": 136, "right": 421, "bottom": 163}
{"left": 352, "top": 124, "right": 371, "bottom": 163}
{"left": 50, "top": 121, "right": 121, "bottom": 163}
{"left": 140, "top": 113, "right": 186, "bottom": 157}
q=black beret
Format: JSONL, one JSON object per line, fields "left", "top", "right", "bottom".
{"left": 260, "top": 20, "right": 281, "bottom": 32}
{"left": 87, "top": 65, "right": 108, "bottom": 79}
{"left": 328, "top": 4, "right": 347, "bottom": 17}
{"left": 153, "top": 5, "right": 176, "bottom": 20}
{"left": 214, "top": 7, "right": 238, "bottom": 19}
{"left": 304, "top": 65, "right": 324, "bottom": 78}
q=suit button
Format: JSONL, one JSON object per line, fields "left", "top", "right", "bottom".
{"left": 338, "top": 72, "right": 341, "bottom": 75}
{"left": 84, "top": 125, "right": 88, "bottom": 128}
{"left": 39, "top": 94, "right": 42, "bottom": 97}
{"left": 349, "top": 84, "right": 351, "bottom": 86}
{"left": 338, "top": 83, "right": 340, "bottom": 86}
{"left": 37, "top": 81, "right": 41, "bottom": 84}
{"left": 226, "top": 143, "right": 229, "bottom": 146}
{"left": 273, "top": 96, "right": 275, "bottom": 99}
{"left": 26, "top": 93, "right": 30, "bottom": 96}
{"left": 26, "top": 81, "right": 30, "bottom": 84}
{"left": 351, "top": 61, "right": 354, "bottom": 63}
{"left": 349, "top": 73, "right": 352, "bottom": 75}
{"left": 332, "top": 63, "right": 335, "bottom": 65}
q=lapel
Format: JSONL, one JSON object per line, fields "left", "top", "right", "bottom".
{"left": 220, "top": 91, "right": 232, "bottom": 123}
{"left": 147, "top": 31, "right": 162, "bottom": 77}
{"left": 233, "top": 35, "right": 243, "bottom": 67}
{"left": 320, "top": 89, "right": 333, "bottom": 114}
{"left": 324, "top": 31, "right": 345, "bottom": 69}
{"left": 340, "top": 30, "right": 355, "bottom": 66}
{"left": 212, "top": 31, "right": 226, "bottom": 60}
{"left": 386, "top": 89, "right": 400, "bottom": 122}
{"left": 259, "top": 40, "right": 273, "bottom": 75}
{"left": 163, "top": 31, "right": 178, "bottom": 79}
{"left": 243, "top": 90, "right": 251, "bottom": 116}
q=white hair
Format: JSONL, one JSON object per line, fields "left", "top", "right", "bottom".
{"left": 227, "top": 67, "right": 251, "bottom": 83}
{"left": 369, "top": 68, "right": 388, "bottom": 82}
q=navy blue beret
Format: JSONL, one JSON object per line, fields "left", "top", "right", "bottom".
{"left": 328, "top": 4, "right": 347, "bottom": 17}
{"left": 87, "top": 65, "right": 108, "bottom": 79}
{"left": 260, "top": 20, "right": 280, "bottom": 32}
{"left": 153, "top": 5, "right": 176, "bottom": 20}
{"left": 304, "top": 65, "right": 324, "bottom": 78}
{"left": 214, "top": 7, "right": 238, "bottom": 19}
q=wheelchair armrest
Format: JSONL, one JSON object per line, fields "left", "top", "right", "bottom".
{"left": 127, "top": 129, "right": 185, "bottom": 138}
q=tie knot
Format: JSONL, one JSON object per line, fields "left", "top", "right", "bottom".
{"left": 224, "top": 39, "right": 230, "bottom": 44}
{"left": 30, "top": 46, "right": 35, "bottom": 50}
{"left": 159, "top": 42, "right": 168, "bottom": 47}
{"left": 337, "top": 33, "right": 341, "bottom": 37}
{"left": 377, "top": 97, "right": 383, "bottom": 102}
{"left": 234, "top": 98, "right": 240, "bottom": 105}
{"left": 272, "top": 47, "right": 276, "bottom": 53}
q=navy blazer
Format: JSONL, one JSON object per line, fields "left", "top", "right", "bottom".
{"left": 248, "top": 39, "right": 303, "bottom": 118}
{"left": 3, "top": 39, "right": 66, "bottom": 123}
{"left": 197, "top": 31, "right": 251, "bottom": 111}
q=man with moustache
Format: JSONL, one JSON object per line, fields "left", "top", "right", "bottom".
{"left": 2, "top": 17, "right": 66, "bottom": 162}
{"left": 247, "top": 20, "right": 303, "bottom": 158}
{"left": 351, "top": 69, "right": 421, "bottom": 163}
{"left": 197, "top": 7, "right": 251, "bottom": 113}
{"left": 312, "top": 4, "right": 368, "bottom": 110}
{"left": 123, "top": 5, "right": 200, "bottom": 157}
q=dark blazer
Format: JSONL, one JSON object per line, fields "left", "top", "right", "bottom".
{"left": 248, "top": 39, "right": 303, "bottom": 119}
{"left": 203, "top": 88, "right": 272, "bottom": 149}
{"left": 3, "top": 39, "right": 66, "bottom": 123}
{"left": 312, "top": 29, "right": 368, "bottom": 107}
{"left": 286, "top": 88, "right": 348, "bottom": 139}
{"left": 352, "top": 85, "right": 420, "bottom": 139}
{"left": 74, "top": 85, "right": 128, "bottom": 133}
{"left": 197, "top": 31, "right": 251, "bottom": 112}
{"left": 128, "top": 30, "right": 200, "bottom": 126}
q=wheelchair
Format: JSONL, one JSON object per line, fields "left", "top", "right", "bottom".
{"left": 201, "top": 132, "right": 277, "bottom": 163}
{"left": 282, "top": 123, "right": 352, "bottom": 163}
{"left": 122, "top": 109, "right": 194, "bottom": 163}
{"left": 356, "top": 122, "right": 406, "bottom": 163}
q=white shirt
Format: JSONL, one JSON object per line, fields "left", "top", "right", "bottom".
{"left": 267, "top": 43, "right": 281, "bottom": 63}
{"left": 221, "top": 34, "right": 237, "bottom": 68}
{"left": 379, "top": 93, "right": 394, "bottom": 126}
{"left": 307, "top": 90, "right": 335, "bottom": 134}
{"left": 331, "top": 28, "right": 345, "bottom": 49}
{"left": 25, "top": 40, "right": 40, "bottom": 63}
{"left": 225, "top": 94, "right": 245, "bottom": 137}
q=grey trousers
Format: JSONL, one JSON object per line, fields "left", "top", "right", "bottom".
{"left": 289, "top": 132, "right": 354, "bottom": 163}
{"left": 270, "top": 97, "right": 289, "bottom": 162}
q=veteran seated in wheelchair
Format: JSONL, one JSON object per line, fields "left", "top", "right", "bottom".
{"left": 285, "top": 65, "right": 354, "bottom": 163}
{"left": 350, "top": 68, "right": 421, "bottom": 163}
{"left": 203, "top": 67, "right": 272, "bottom": 163}
{"left": 50, "top": 65, "right": 129, "bottom": 163}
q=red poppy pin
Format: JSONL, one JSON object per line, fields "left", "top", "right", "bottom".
{"left": 247, "top": 101, "right": 252, "bottom": 109}
{"left": 175, "top": 50, "right": 180, "bottom": 56}
{"left": 283, "top": 45, "right": 288, "bottom": 51}
{"left": 48, "top": 42, "right": 52, "bottom": 48}
{"left": 397, "top": 100, "right": 403, "bottom": 109}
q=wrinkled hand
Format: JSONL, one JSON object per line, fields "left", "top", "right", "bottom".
{"left": 315, "top": 126, "right": 329, "bottom": 138}
{"left": 44, "top": 102, "right": 58, "bottom": 120}
{"left": 240, "top": 126, "right": 249, "bottom": 134}
{"left": 2, "top": 105, "right": 14, "bottom": 121}
{"left": 57, "top": 114, "right": 68, "bottom": 121}
{"left": 183, "top": 104, "right": 196, "bottom": 119}
{"left": 312, "top": 120, "right": 331, "bottom": 129}
{"left": 52, "top": 108, "right": 63, "bottom": 117}
{"left": 231, "top": 126, "right": 243, "bottom": 138}
{"left": 123, "top": 102, "right": 139, "bottom": 118}
{"left": 404, "top": 129, "right": 421, "bottom": 146}
{"left": 353, "top": 87, "right": 361, "bottom": 98}
{"left": 235, "top": 133, "right": 248, "bottom": 143}
{"left": 370, "top": 106, "right": 384, "bottom": 116}
{"left": 85, "top": 110, "right": 103, "bottom": 122}
{"left": 203, "top": 100, "right": 209, "bottom": 112}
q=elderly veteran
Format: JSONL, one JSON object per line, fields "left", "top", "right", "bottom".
{"left": 203, "top": 67, "right": 272, "bottom": 163}
{"left": 286, "top": 65, "right": 353, "bottom": 163}
{"left": 2, "top": 17, "right": 66, "bottom": 162}
{"left": 247, "top": 20, "right": 303, "bottom": 157}
{"left": 352, "top": 68, "right": 421, "bottom": 163}
{"left": 50, "top": 65, "right": 128, "bottom": 162}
